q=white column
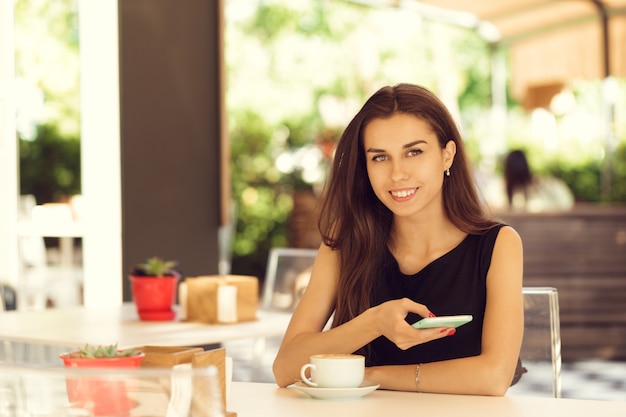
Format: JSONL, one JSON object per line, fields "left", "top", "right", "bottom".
{"left": 0, "top": 0, "right": 19, "bottom": 292}
{"left": 79, "top": 0, "right": 122, "bottom": 307}
{"left": 489, "top": 42, "right": 508, "bottom": 156}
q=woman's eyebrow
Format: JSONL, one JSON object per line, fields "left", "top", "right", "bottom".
{"left": 403, "top": 140, "right": 426, "bottom": 149}
{"left": 366, "top": 140, "right": 427, "bottom": 153}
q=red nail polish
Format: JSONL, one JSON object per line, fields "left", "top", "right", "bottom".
{"left": 447, "top": 328, "right": 456, "bottom": 336}
{"left": 429, "top": 312, "right": 436, "bottom": 318}
{"left": 439, "top": 328, "right": 447, "bottom": 333}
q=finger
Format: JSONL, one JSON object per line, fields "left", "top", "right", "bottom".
{"left": 431, "top": 327, "right": 457, "bottom": 339}
{"left": 415, "top": 327, "right": 457, "bottom": 343}
{"left": 396, "top": 327, "right": 454, "bottom": 350}
{"left": 402, "top": 298, "right": 436, "bottom": 319}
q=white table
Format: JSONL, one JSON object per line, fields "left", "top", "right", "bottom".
{"left": 0, "top": 370, "right": 623, "bottom": 417}
{"left": 227, "top": 382, "right": 626, "bottom": 417}
{"left": 0, "top": 303, "right": 291, "bottom": 349}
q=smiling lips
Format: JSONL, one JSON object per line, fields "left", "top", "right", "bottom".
{"left": 390, "top": 188, "right": 417, "bottom": 200}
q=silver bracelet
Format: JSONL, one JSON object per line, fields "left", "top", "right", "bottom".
{"left": 415, "top": 363, "right": 422, "bottom": 391}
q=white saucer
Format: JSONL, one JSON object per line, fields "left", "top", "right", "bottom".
{"left": 288, "top": 380, "right": 379, "bottom": 400}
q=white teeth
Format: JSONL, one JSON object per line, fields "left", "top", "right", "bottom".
{"left": 391, "top": 189, "right": 416, "bottom": 198}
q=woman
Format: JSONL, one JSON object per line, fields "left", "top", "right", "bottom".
{"left": 272, "top": 84, "right": 523, "bottom": 396}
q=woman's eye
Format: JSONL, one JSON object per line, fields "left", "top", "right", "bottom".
{"left": 372, "top": 154, "right": 388, "bottom": 162}
{"left": 407, "top": 149, "right": 422, "bottom": 157}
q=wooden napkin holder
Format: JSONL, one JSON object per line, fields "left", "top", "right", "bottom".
{"left": 141, "top": 345, "right": 204, "bottom": 368}
{"left": 183, "top": 275, "right": 258, "bottom": 324}
{"left": 140, "top": 345, "right": 236, "bottom": 417}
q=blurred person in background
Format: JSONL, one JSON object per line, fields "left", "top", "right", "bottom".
{"left": 481, "top": 150, "right": 574, "bottom": 212}
{"left": 503, "top": 150, "right": 574, "bottom": 212}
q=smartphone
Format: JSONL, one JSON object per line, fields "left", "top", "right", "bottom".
{"left": 411, "top": 314, "right": 473, "bottom": 329}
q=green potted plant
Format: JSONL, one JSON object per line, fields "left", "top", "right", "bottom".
{"left": 60, "top": 344, "right": 144, "bottom": 415}
{"left": 129, "top": 256, "right": 181, "bottom": 321}
{"left": 60, "top": 343, "right": 144, "bottom": 365}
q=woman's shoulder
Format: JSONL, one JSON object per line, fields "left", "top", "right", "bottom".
{"left": 490, "top": 225, "right": 523, "bottom": 254}
{"left": 496, "top": 224, "right": 521, "bottom": 240}
{"left": 474, "top": 223, "right": 520, "bottom": 248}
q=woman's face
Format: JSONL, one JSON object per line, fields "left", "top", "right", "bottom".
{"left": 363, "top": 113, "right": 455, "bottom": 218}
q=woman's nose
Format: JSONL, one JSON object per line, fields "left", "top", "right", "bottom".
{"left": 391, "top": 160, "right": 409, "bottom": 182}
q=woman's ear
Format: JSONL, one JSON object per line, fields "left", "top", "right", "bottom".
{"left": 444, "top": 140, "right": 457, "bottom": 168}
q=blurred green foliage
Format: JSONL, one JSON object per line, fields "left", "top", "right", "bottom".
{"left": 16, "top": 0, "right": 626, "bottom": 279}
{"left": 16, "top": 0, "right": 80, "bottom": 205}
{"left": 225, "top": 1, "right": 626, "bottom": 276}
{"left": 550, "top": 142, "right": 626, "bottom": 203}
{"left": 19, "top": 124, "right": 81, "bottom": 204}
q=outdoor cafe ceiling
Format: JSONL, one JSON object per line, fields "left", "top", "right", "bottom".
{"left": 355, "top": 0, "right": 626, "bottom": 105}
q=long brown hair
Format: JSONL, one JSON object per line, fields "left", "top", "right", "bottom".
{"left": 318, "top": 83, "right": 498, "bottom": 328}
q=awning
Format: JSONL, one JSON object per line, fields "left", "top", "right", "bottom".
{"left": 350, "top": 0, "right": 623, "bottom": 198}
{"left": 358, "top": 1, "right": 626, "bottom": 103}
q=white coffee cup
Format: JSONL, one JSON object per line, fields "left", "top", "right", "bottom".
{"left": 299, "top": 354, "right": 365, "bottom": 388}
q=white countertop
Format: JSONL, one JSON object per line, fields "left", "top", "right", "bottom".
{"left": 227, "top": 381, "right": 626, "bottom": 417}
{"left": 0, "top": 368, "right": 623, "bottom": 417}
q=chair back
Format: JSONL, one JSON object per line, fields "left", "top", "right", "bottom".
{"left": 0, "top": 284, "right": 17, "bottom": 311}
{"left": 261, "top": 248, "right": 318, "bottom": 311}
{"left": 509, "top": 286, "right": 562, "bottom": 398}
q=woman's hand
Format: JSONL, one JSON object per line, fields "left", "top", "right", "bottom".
{"left": 372, "top": 298, "right": 452, "bottom": 350}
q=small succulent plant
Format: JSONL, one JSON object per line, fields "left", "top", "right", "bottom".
{"left": 67, "top": 343, "right": 142, "bottom": 358}
{"left": 132, "top": 257, "right": 178, "bottom": 277}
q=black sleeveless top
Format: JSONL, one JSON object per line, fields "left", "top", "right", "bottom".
{"left": 365, "top": 224, "right": 504, "bottom": 367}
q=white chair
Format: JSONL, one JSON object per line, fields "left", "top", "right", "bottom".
{"left": 226, "top": 248, "right": 318, "bottom": 382}
{"left": 509, "top": 286, "right": 562, "bottom": 398}
{"left": 17, "top": 195, "right": 48, "bottom": 269}
{"left": 261, "top": 247, "right": 318, "bottom": 312}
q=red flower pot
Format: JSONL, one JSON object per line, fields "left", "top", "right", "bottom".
{"left": 130, "top": 274, "right": 180, "bottom": 321}
{"left": 60, "top": 352, "right": 145, "bottom": 416}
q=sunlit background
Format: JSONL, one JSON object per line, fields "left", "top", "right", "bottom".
{"left": 3, "top": 0, "right": 626, "bottom": 402}
{"left": 9, "top": 0, "right": 626, "bottom": 285}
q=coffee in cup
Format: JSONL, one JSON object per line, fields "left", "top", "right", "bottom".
{"left": 299, "top": 353, "right": 364, "bottom": 388}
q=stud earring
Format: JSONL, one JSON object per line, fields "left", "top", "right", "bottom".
{"left": 446, "top": 168, "right": 450, "bottom": 177}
